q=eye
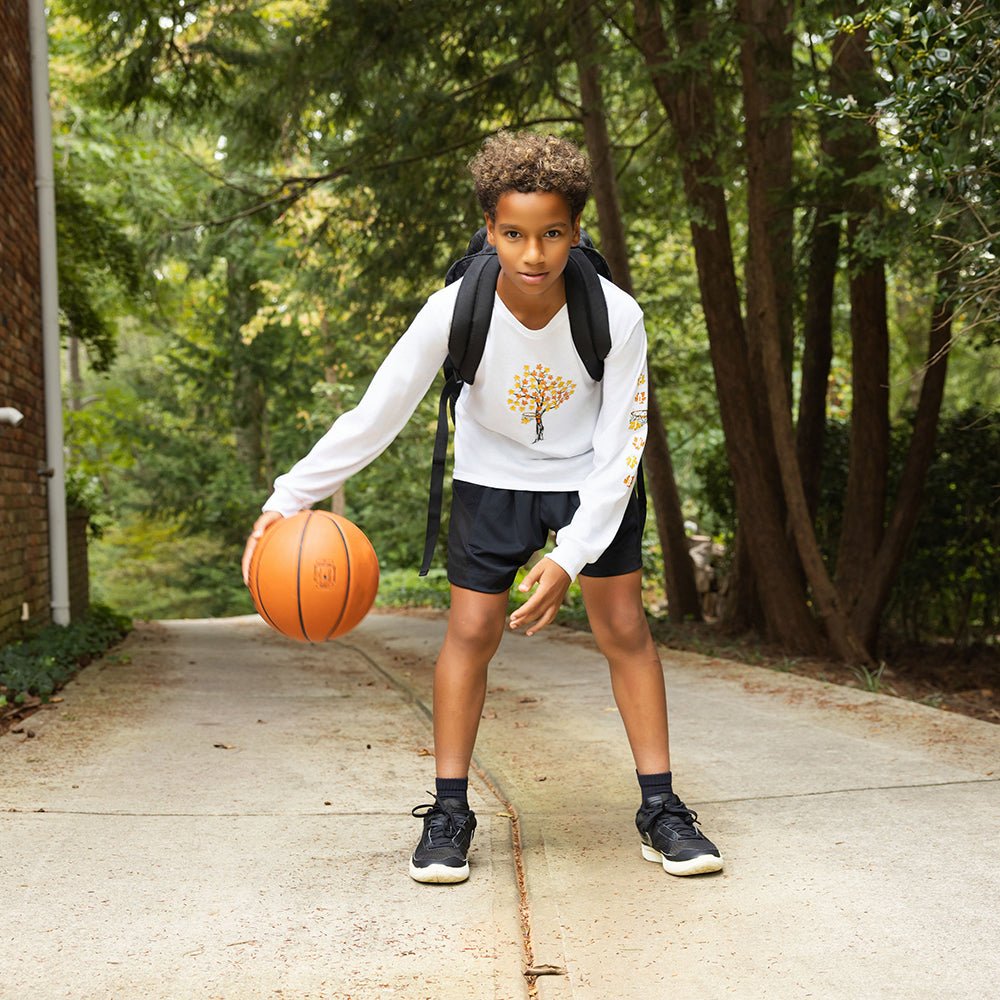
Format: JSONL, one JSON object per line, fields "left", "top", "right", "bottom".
{"left": 503, "top": 229, "right": 521, "bottom": 240}
{"left": 545, "top": 229, "right": 564, "bottom": 239}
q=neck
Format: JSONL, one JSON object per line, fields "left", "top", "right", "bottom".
{"left": 496, "top": 273, "right": 566, "bottom": 330}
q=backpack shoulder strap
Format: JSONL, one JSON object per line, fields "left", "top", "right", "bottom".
{"left": 563, "top": 247, "right": 612, "bottom": 382}
{"left": 419, "top": 366, "right": 462, "bottom": 576}
{"left": 422, "top": 235, "right": 499, "bottom": 575}
{"left": 448, "top": 252, "right": 500, "bottom": 385}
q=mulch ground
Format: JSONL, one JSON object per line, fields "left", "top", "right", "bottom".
{"left": 642, "top": 619, "right": 1000, "bottom": 726}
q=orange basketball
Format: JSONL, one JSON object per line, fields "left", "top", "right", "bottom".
{"left": 247, "top": 510, "right": 380, "bottom": 642}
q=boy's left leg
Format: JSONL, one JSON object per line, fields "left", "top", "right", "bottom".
{"left": 409, "top": 585, "right": 509, "bottom": 885}
{"left": 579, "top": 570, "right": 723, "bottom": 876}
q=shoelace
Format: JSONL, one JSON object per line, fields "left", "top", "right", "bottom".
{"left": 412, "top": 796, "right": 467, "bottom": 847}
{"left": 652, "top": 799, "right": 702, "bottom": 838}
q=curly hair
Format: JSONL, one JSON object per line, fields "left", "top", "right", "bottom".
{"left": 468, "top": 131, "right": 592, "bottom": 220}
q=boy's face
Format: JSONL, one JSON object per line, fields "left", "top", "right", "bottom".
{"left": 485, "top": 191, "right": 581, "bottom": 305}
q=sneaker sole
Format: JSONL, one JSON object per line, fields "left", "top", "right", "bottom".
{"left": 641, "top": 843, "right": 724, "bottom": 876}
{"left": 408, "top": 858, "right": 470, "bottom": 884}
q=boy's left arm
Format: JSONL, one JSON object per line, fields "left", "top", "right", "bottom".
{"left": 548, "top": 313, "right": 649, "bottom": 580}
{"left": 511, "top": 311, "right": 648, "bottom": 636}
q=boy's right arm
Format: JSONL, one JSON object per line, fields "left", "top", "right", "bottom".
{"left": 243, "top": 286, "right": 454, "bottom": 582}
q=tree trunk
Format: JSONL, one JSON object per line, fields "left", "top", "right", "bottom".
{"left": 851, "top": 285, "right": 953, "bottom": 649}
{"left": 644, "top": 383, "right": 703, "bottom": 620}
{"left": 571, "top": 0, "right": 702, "bottom": 621}
{"left": 721, "top": 531, "right": 763, "bottom": 634}
{"left": 836, "top": 242, "right": 890, "bottom": 603}
{"left": 738, "top": 0, "right": 795, "bottom": 384}
{"left": 634, "top": 0, "right": 821, "bottom": 652}
{"left": 825, "top": 21, "right": 890, "bottom": 607}
{"left": 68, "top": 336, "right": 83, "bottom": 412}
{"left": 729, "top": 0, "right": 798, "bottom": 634}
{"left": 739, "top": 0, "right": 872, "bottom": 664}
{"left": 796, "top": 202, "right": 839, "bottom": 520}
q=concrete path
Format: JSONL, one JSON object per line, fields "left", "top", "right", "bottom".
{"left": 1, "top": 612, "right": 997, "bottom": 1000}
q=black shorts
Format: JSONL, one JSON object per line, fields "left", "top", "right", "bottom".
{"left": 447, "top": 480, "right": 644, "bottom": 594}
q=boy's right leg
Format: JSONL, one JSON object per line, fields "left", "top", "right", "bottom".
{"left": 409, "top": 585, "right": 508, "bottom": 884}
{"left": 432, "top": 586, "right": 509, "bottom": 777}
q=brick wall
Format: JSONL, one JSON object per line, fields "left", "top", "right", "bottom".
{"left": 67, "top": 507, "right": 90, "bottom": 618}
{"left": 0, "top": 1, "right": 52, "bottom": 644}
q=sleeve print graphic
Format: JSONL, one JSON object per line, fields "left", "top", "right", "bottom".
{"left": 628, "top": 409, "right": 648, "bottom": 431}
{"left": 624, "top": 374, "right": 648, "bottom": 488}
{"left": 628, "top": 372, "right": 648, "bottom": 431}
{"left": 507, "top": 363, "right": 577, "bottom": 444}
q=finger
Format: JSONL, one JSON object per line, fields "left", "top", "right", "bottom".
{"left": 241, "top": 539, "right": 256, "bottom": 587}
{"left": 242, "top": 513, "right": 280, "bottom": 586}
{"left": 517, "top": 563, "right": 543, "bottom": 594}
{"left": 525, "top": 604, "right": 558, "bottom": 637}
{"left": 509, "top": 597, "right": 533, "bottom": 630}
{"left": 511, "top": 588, "right": 553, "bottom": 632}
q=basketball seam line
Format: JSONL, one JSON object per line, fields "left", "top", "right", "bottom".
{"left": 296, "top": 512, "right": 311, "bottom": 642}
{"left": 322, "top": 513, "right": 351, "bottom": 642}
{"left": 253, "top": 529, "right": 282, "bottom": 634}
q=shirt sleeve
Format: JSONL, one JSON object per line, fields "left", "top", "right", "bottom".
{"left": 261, "top": 291, "right": 450, "bottom": 517}
{"left": 547, "top": 313, "right": 649, "bottom": 580}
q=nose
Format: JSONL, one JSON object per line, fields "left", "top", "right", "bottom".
{"left": 523, "top": 237, "right": 545, "bottom": 265}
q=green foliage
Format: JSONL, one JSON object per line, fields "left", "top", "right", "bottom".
{"left": 694, "top": 406, "right": 1000, "bottom": 647}
{"left": 886, "top": 408, "right": 1000, "bottom": 645}
{"left": 0, "top": 604, "right": 132, "bottom": 702}
{"left": 851, "top": 661, "right": 888, "bottom": 693}
{"left": 55, "top": 177, "right": 144, "bottom": 370}
{"left": 804, "top": 2, "right": 1000, "bottom": 341}
{"left": 89, "top": 515, "right": 254, "bottom": 620}
{"left": 374, "top": 566, "right": 587, "bottom": 622}
{"left": 376, "top": 569, "right": 452, "bottom": 610}
{"left": 64, "top": 466, "right": 108, "bottom": 535}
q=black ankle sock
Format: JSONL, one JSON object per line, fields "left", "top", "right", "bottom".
{"left": 637, "top": 770, "right": 673, "bottom": 802}
{"left": 435, "top": 776, "right": 469, "bottom": 808}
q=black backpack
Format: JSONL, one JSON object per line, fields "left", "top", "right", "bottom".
{"left": 419, "top": 227, "right": 639, "bottom": 576}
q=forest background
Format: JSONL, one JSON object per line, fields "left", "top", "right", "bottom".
{"left": 51, "top": 1, "right": 998, "bottom": 691}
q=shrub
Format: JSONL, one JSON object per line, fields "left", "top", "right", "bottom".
{"left": 0, "top": 604, "right": 132, "bottom": 704}
{"left": 691, "top": 407, "right": 999, "bottom": 647}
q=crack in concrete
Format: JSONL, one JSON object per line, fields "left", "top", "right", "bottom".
{"left": 340, "top": 639, "right": 546, "bottom": 1000}
{"left": 699, "top": 776, "right": 1000, "bottom": 806}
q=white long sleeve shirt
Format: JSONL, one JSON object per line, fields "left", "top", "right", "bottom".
{"left": 263, "top": 274, "right": 649, "bottom": 580}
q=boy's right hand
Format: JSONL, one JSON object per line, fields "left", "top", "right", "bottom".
{"left": 241, "top": 511, "right": 284, "bottom": 586}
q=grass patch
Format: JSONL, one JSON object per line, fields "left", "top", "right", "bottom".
{"left": 374, "top": 566, "right": 588, "bottom": 622}
{"left": 375, "top": 568, "right": 452, "bottom": 609}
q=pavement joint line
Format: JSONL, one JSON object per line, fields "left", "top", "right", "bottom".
{"left": 339, "top": 638, "right": 545, "bottom": 998}
{"left": 1, "top": 809, "right": 420, "bottom": 817}
{"left": 699, "top": 776, "right": 999, "bottom": 806}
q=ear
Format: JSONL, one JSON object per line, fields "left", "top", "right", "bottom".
{"left": 485, "top": 213, "right": 497, "bottom": 247}
{"left": 571, "top": 214, "right": 582, "bottom": 246}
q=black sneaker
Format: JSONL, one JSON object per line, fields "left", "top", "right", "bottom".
{"left": 636, "top": 792, "right": 723, "bottom": 876}
{"left": 409, "top": 796, "right": 477, "bottom": 884}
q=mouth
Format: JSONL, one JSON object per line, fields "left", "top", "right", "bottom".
{"left": 519, "top": 271, "right": 549, "bottom": 285}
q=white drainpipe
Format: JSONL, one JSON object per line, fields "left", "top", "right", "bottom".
{"left": 28, "top": 0, "right": 70, "bottom": 626}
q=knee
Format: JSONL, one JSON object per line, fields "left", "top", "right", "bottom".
{"left": 592, "top": 604, "right": 652, "bottom": 658}
{"left": 445, "top": 603, "right": 506, "bottom": 654}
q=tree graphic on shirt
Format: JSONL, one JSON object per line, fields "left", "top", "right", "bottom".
{"left": 507, "top": 363, "right": 576, "bottom": 443}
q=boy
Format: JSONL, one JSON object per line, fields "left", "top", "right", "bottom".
{"left": 242, "top": 131, "right": 722, "bottom": 884}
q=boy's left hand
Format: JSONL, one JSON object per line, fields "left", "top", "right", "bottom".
{"left": 509, "top": 558, "right": 571, "bottom": 637}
